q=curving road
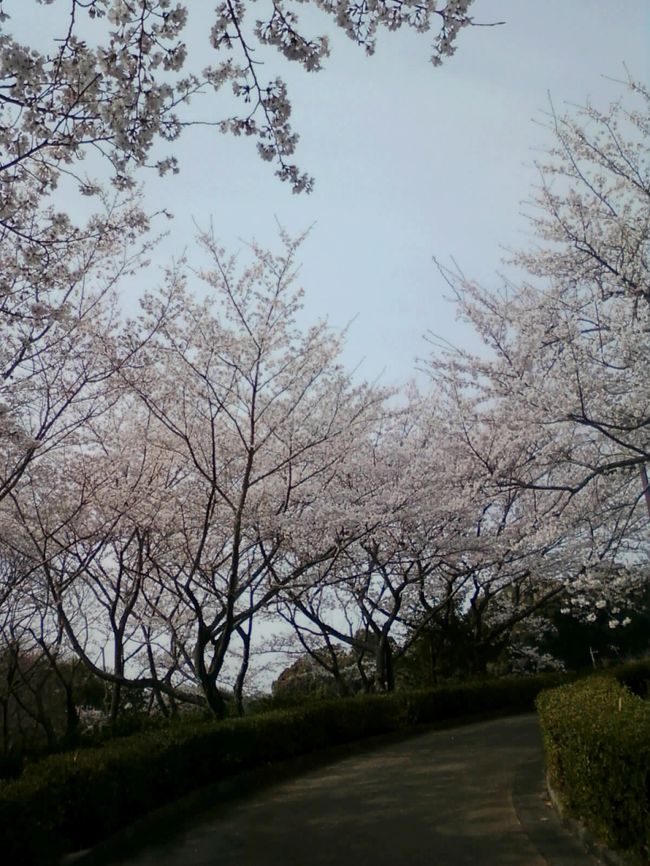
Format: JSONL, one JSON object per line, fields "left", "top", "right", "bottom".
{"left": 83, "top": 714, "right": 600, "bottom": 866}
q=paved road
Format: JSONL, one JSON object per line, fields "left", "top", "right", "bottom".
{"left": 83, "top": 714, "right": 600, "bottom": 866}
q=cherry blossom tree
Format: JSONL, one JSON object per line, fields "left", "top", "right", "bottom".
{"left": 426, "top": 75, "right": 649, "bottom": 618}
{"left": 9, "top": 230, "right": 389, "bottom": 717}
{"left": 0, "top": 186, "right": 157, "bottom": 661}
{"left": 268, "top": 395, "right": 427, "bottom": 692}
{"left": 433, "top": 76, "right": 649, "bottom": 498}
{"left": 0, "top": 0, "right": 487, "bottom": 224}
{"left": 0, "top": 191, "right": 154, "bottom": 509}
{"left": 5, "top": 399, "right": 210, "bottom": 721}
{"left": 272, "top": 392, "right": 575, "bottom": 686}
{"left": 122, "top": 230, "right": 387, "bottom": 715}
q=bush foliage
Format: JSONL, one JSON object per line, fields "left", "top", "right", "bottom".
{"left": 0, "top": 672, "right": 564, "bottom": 864}
{"left": 536, "top": 673, "right": 650, "bottom": 863}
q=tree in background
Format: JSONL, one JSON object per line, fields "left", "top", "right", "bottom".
{"left": 8, "top": 229, "right": 388, "bottom": 718}
{"left": 0, "top": 191, "right": 153, "bottom": 507}
{"left": 273, "top": 392, "right": 580, "bottom": 688}
{"left": 427, "top": 76, "right": 650, "bottom": 619}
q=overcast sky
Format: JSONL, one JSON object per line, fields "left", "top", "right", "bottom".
{"left": 22, "top": 1, "right": 650, "bottom": 386}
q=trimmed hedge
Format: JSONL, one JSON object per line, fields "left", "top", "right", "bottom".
{"left": 0, "top": 672, "right": 564, "bottom": 864}
{"left": 536, "top": 676, "right": 650, "bottom": 864}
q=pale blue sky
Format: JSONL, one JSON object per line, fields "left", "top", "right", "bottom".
{"left": 15, "top": 1, "right": 650, "bottom": 385}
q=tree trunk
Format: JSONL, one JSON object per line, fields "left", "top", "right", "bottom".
{"left": 375, "top": 640, "right": 395, "bottom": 692}
{"left": 204, "top": 680, "right": 227, "bottom": 718}
{"left": 108, "top": 681, "right": 122, "bottom": 724}
{"left": 233, "top": 623, "right": 252, "bottom": 716}
{"left": 63, "top": 685, "right": 80, "bottom": 746}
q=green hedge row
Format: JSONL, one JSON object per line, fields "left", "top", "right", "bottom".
{"left": 0, "top": 672, "right": 565, "bottom": 865}
{"left": 536, "top": 675, "right": 650, "bottom": 864}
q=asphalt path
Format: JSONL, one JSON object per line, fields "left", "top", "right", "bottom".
{"left": 81, "top": 714, "right": 601, "bottom": 866}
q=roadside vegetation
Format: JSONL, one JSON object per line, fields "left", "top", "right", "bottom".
{"left": 1, "top": 658, "right": 648, "bottom": 865}
{"left": 537, "top": 668, "right": 650, "bottom": 865}
{"left": 0, "top": 670, "right": 568, "bottom": 865}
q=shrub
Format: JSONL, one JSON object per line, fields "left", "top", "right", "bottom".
{"left": 0, "top": 671, "right": 565, "bottom": 864}
{"left": 536, "top": 676, "right": 650, "bottom": 863}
